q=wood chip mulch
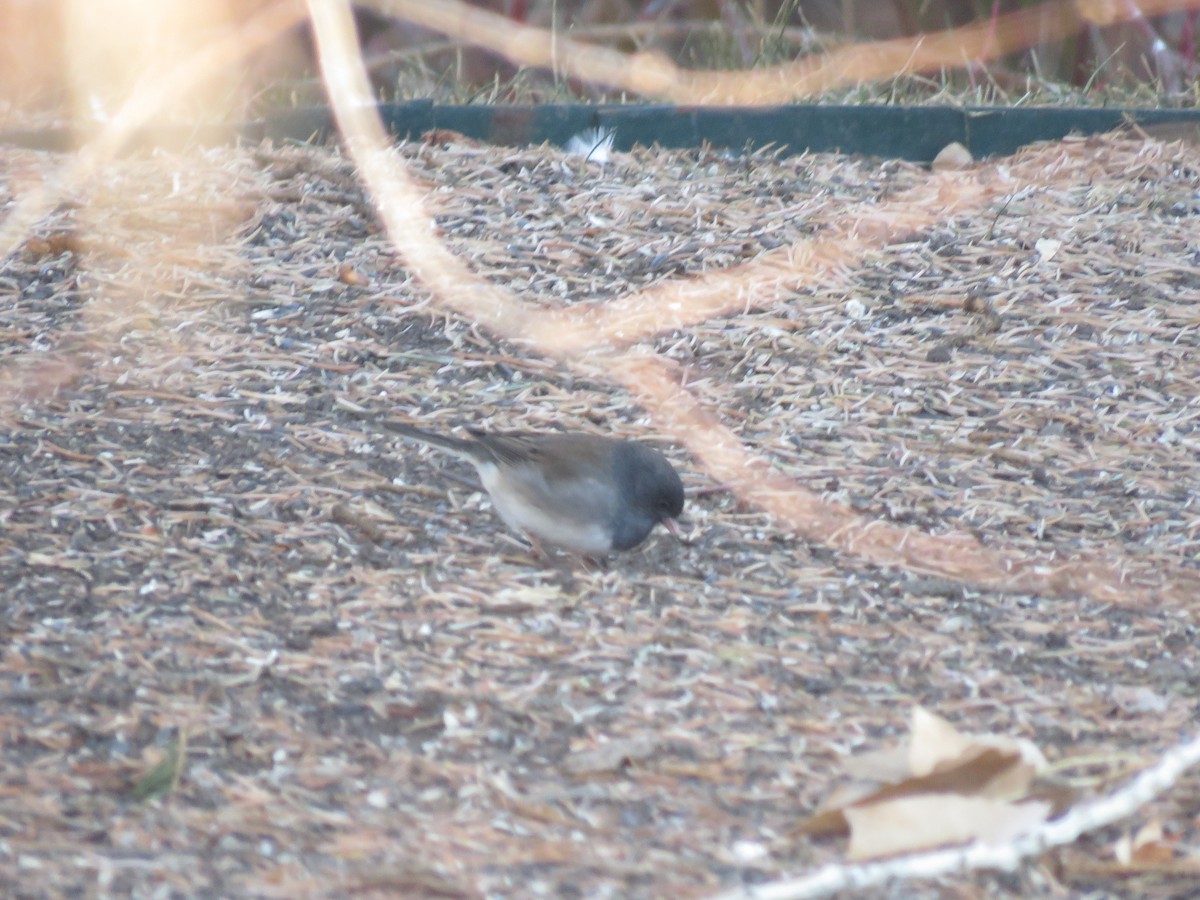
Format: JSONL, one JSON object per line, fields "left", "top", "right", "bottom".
{"left": 1, "top": 127, "right": 1199, "bottom": 898}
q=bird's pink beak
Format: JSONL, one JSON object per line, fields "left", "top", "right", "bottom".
{"left": 662, "top": 518, "right": 680, "bottom": 540}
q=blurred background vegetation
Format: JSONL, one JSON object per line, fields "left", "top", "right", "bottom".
{"left": 0, "top": 0, "right": 1197, "bottom": 125}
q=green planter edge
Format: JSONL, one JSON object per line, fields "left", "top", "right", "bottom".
{"left": 3, "top": 103, "right": 1198, "bottom": 162}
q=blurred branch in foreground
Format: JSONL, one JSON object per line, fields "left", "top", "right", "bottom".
{"left": 363, "top": 0, "right": 1200, "bottom": 102}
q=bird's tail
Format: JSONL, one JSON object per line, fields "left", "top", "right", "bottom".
{"left": 379, "top": 421, "right": 477, "bottom": 457}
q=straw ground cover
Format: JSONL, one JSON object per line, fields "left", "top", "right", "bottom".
{"left": 2, "top": 127, "right": 1200, "bottom": 897}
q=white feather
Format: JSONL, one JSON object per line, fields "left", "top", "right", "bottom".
{"left": 565, "top": 127, "right": 615, "bottom": 163}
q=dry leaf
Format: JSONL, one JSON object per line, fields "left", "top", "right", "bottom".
{"left": 909, "top": 705, "right": 976, "bottom": 775}
{"left": 800, "top": 747, "right": 1035, "bottom": 837}
{"left": 846, "top": 795, "right": 1051, "bottom": 860}
{"left": 932, "top": 142, "right": 972, "bottom": 171}
{"left": 1114, "top": 820, "right": 1177, "bottom": 867}
{"left": 800, "top": 708, "right": 1048, "bottom": 839}
{"left": 842, "top": 744, "right": 910, "bottom": 784}
{"left": 1035, "top": 237, "right": 1062, "bottom": 261}
{"left": 910, "top": 707, "right": 1045, "bottom": 786}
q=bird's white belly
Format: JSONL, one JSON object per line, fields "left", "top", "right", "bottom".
{"left": 478, "top": 463, "right": 612, "bottom": 555}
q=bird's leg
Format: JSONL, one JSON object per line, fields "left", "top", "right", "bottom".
{"left": 523, "top": 531, "right": 551, "bottom": 560}
{"left": 581, "top": 555, "right": 609, "bottom": 573}
{"left": 517, "top": 533, "right": 607, "bottom": 574}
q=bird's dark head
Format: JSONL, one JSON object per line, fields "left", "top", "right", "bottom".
{"left": 609, "top": 443, "right": 684, "bottom": 551}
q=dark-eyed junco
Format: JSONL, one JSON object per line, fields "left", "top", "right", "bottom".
{"left": 382, "top": 422, "right": 684, "bottom": 556}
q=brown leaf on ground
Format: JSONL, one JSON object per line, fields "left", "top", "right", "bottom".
{"left": 801, "top": 707, "right": 1049, "bottom": 852}
{"left": 846, "top": 794, "right": 1052, "bottom": 860}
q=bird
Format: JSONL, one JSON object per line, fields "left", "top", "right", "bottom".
{"left": 381, "top": 422, "right": 684, "bottom": 557}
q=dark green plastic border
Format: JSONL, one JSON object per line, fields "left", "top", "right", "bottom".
{"left": 3, "top": 103, "right": 1198, "bottom": 162}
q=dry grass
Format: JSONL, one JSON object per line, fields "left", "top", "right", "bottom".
{"left": 2, "top": 127, "right": 1200, "bottom": 897}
